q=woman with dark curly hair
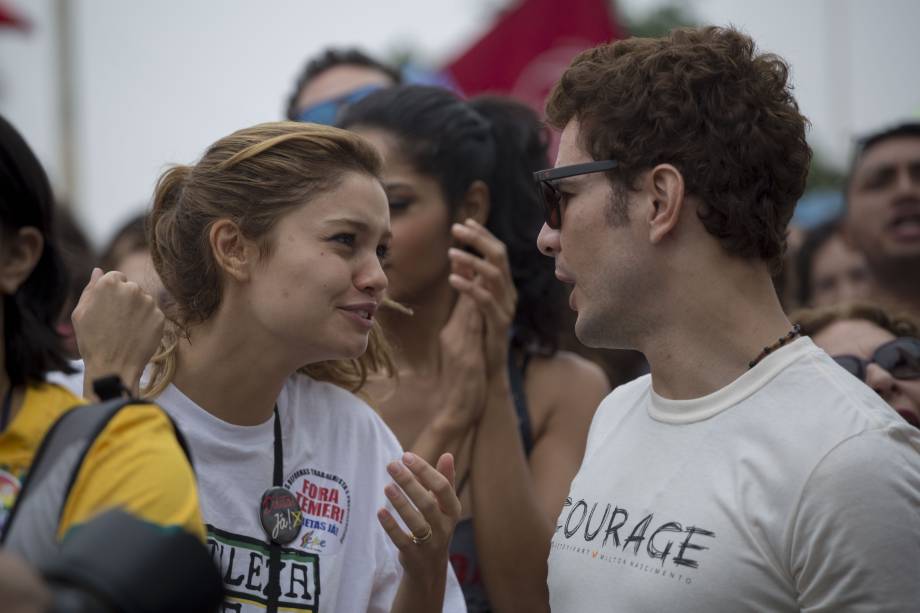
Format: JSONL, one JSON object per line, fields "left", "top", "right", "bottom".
{"left": 340, "top": 86, "right": 609, "bottom": 613}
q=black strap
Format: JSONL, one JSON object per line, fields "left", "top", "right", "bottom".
{"left": 0, "top": 386, "right": 13, "bottom": 432}
{"left": 272, "top": 406, "right": 283, "bottom": 487}
{"left": 508, "top": 350, "right": 534, "bottom": 457}
{"left": 92, "top": 375, "right": 130, "bottom": 402}
{"left": 265, "top": 406, "right": 283, "bottom": 613}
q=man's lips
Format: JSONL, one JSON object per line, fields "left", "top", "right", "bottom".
{"left": 554, "top": 268, "right": 575, "bottom": 285}
{"left": 887, "top": 201, "right": 920, "bottom": 241}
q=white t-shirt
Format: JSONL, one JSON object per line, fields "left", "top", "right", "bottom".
{"left": 548, "top": 337, "right": 920, "bottom": 612}
{"left": 157, "top": 374, "right": 466, "bottom": 613}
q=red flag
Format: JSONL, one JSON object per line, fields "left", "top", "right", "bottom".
{"left": 444, "top": 0, "right": 626, "bottom": 109}
{"left": 0, "top": 1, "right": 30, "bottom": 31}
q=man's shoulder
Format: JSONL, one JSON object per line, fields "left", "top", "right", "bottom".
{"left": 767, "top": 343, "right": 907, "bottom": 435}
{"left": 582, "top": 374, "right": 652, "bottom": 456}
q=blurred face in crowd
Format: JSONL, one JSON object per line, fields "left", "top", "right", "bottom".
{"left": 293, "top": 65, "right": 394, "bottom": 120}
{"left": 537, "top": 119, "right": 648, "bottom": 349}
{"left": 845, "top": 136, "right": 920, "bottom": 274}
{"left": 809, "top": 233, "right": 871, "bottom": 307}
{"left": 348, "top": 127, "right": 454, "bottom": 306}
{"left": 811, "top": 318, "right": 920, "bottom": 427}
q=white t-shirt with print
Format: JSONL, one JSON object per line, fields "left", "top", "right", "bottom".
{"left": 548, "top": 337, "right": 920, "bottom": 612}
{"left": 157, "top": 374, "right": 466, "bottom": 613}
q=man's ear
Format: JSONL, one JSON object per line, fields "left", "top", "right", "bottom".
{"left": 455, "top": 180, "right": 490, "bottom": 225}
{"left": 0, "top": 226, "right": 44, "bottom": 295}
{"left": 645, "top": 164, "right": 685, "bottom": 244}
{"left": 209, "top": 219, "right": 256, "bottom": 282}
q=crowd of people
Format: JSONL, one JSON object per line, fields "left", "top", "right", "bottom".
{"left": 1, "top": 23, "right": 919, "bottom": 613}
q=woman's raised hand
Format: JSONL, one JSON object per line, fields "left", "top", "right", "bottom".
{"left": 378, "top": 452, "right": 461, "bottom": 605}
{"left": 72, "top": 267, "right": 165, "bottom": 397}
{"left": 448, "top": 219, "right": 518, "bottom": 378}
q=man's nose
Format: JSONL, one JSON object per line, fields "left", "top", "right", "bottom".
{"left": 537, "top": 223, "right": 560, "bottom": 257}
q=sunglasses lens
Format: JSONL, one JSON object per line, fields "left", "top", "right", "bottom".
{"left": 833, "top": 355, "right": 866, "bottom": 381}
{"left": 876, "top": 338, "right": 920, "bottom": 380}
{"left": 296, "top": 101, "right": 340, "bottom": 126}
{"left": 540, "top": 182, "right": 561, "bottom": 229}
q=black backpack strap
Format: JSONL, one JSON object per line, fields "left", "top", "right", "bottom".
{"left": 1, "top": 397, "right": 131, "bottom": 548}
{"left": 0, "top": 396, "right": 196, "bottom": 572}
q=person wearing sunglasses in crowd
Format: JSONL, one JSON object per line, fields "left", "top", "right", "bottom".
{"left": 338, "top": 86, "right": 609, "bottom": 612}
{"left": 285, "top": 47, "right": 401, "bottom": 125}
{"left": 72, "top": 122, "right": 467, "bottom": 612}
{"left": 795, "top": 303, "right": 920, "bottom": 428}
{"left": 535, "top": 27, "right": 920, "bottom": 611}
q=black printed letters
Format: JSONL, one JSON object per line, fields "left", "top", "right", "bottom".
{"left": 556, "top": 499, "right": 715, "bottom": 570}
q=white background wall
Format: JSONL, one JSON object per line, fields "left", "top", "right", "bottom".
{"left": 1, "top": 0, "right": 919, "bottom": 245}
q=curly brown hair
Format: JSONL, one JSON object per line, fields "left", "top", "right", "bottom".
{"left": 793, "top": 302, "right": 919, "bottom": 339}
{"left": 546, "top": 26, "right": 812, "bottom": 271}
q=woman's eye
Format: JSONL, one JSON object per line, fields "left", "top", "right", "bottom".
{"left": 388, "top": 199, "right": 411, "bottom": 214}
{"left": 331, "top": 233, "right": 356, "bottom": 247}
{"left": 376, "top": 244, "right": 390, "bottom": 261}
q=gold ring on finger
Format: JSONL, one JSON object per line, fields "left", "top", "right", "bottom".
{"left": 410, "top": 524, "right": 433, "bottom": 545}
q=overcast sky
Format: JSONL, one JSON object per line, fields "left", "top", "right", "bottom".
{"left": 1, "top": 0, "right": 918, "bottom": 244}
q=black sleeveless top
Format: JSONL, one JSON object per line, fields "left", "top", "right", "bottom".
{"left": 448, "top": 350, "right": 534, "bottom": 612}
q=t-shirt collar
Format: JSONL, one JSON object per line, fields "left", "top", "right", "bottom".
{"left": 648, "top": 336, "right": 815, "bottom": 424}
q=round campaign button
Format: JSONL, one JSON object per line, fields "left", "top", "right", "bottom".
{"left": 260, "top": 486, "right": 303, "bottom": 544}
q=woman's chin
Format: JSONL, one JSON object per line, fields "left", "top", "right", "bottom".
{"left": 337, "top": 337, "right": 370, "bottom": 361}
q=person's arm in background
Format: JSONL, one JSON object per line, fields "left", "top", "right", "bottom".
{"left": 407, "top": 293, "right": 487, "bottom": 475}
{"left": 526, "top": 353, "right": 608, "bottom": 522}
{"left": 448, "top": 219, "right": 610, "bottom": 613}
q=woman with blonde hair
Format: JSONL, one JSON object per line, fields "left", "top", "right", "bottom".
{"left": 76, "top": 121, "right": 465, "bottom": 613}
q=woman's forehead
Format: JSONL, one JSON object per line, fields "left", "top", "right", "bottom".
{"left": 814, "top": 318, "right": 896, "bottom": 356}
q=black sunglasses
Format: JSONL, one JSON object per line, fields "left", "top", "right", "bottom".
{"left": 533, "top": 160, "right": 618, "bottom": 229}
{"left": 832, "top": 337, "right": 920, "bottom": 382}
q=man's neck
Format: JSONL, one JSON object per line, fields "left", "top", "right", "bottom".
{"left": 641, "top": 265, "right": 793, "bottom": 401}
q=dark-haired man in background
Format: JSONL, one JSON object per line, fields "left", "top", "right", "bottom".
{"left": 843, "top": 122, "right": 920, "bottom": 321}
{"left": 535, "top": 27, "right": 920, "bottom": 611}
{"left": 285, "top": 47, "right": 401, "bottom": 125}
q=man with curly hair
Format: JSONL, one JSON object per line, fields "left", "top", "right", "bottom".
{"left": 536, "top": 27, "right": 920, "bottom": 611}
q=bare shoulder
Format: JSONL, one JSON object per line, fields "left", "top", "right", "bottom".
{"left": 524, "top": 351, "right": 610, "bottom": 432}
